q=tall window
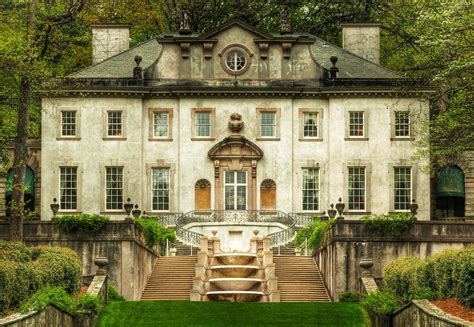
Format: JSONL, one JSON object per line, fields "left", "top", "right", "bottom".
{"left": 60, "top": 167, "right": 77, "bottom": 210}
{"left": 395, "top": 111, "right": 410, "bottom": 137}
{"left": 152, "top": 168, "right": 170, "bottom": 211}
{"left": 302, "top": 168, "right": 319, "bottom": 211}
{"left": 105, "top": 167, "right": 123, "bottom": 210}
{"left": 107, "top": 111, "right": 122, "bottom": 137}
{"left": 303, "top": 112, "right": 318, "bottom": 137}
{"left": 224, "top": 171, "right": 247, "bottom": 210}
{"left": 394, "top": 167, "right": 411, "bottom": 210}
{"left": 153, "top": 112, "right": 169, "bottom": 137}
{"left": 349, "top": 112, "right": 364, "bottom": 137}
{"left": 261, "top": 112, "right": 276, "bottom": 137}
{"left": 348, "top": 167, "right": 366, "bottom": 210}
{"left": 195, "top": 112, "right": 211, "bottom": 137}
{"left": 61, "top": 111, "right": 76, "bottom": 136}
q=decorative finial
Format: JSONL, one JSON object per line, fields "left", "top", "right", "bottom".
{"left": 228, "top": 113, "right": 244, "bottom": 134}
{"left": 133, "top": 55, "right": 143, "bottom": 79}
{"left": 280, "top": 5, "right": 292, "bottom": 35}
{"left": 179, "top": 6, "right": 192, "bottom": 35}
{"left": 329, "top": 56, "right": 339, "bottom": 80}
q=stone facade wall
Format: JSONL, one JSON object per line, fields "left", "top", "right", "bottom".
{"left": 92, "top": 25, "right": 130, "bottom": 64}
{"left": 315, "top": 220, "right": 474, "bottom": 300}
{"left": 341, "top": 23, "right": 381, "bottom": 64}
{"left": 0, "top": 221, "right": 158, "bottom": 300}
{"left": 393, "top": 300, "right": 472, "bottom": 327}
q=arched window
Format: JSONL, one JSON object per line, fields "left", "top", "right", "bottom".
{"left": 436, "top": 166, "right": 465, "bottom": 218}
{"left": 5, "top": 166, "right": 35, "bottom": 215}
{"left": 195, "top": 179, "right": 211, "bottom": 210}
{"left": 260, "top": 179, "right": 276, "bottom": 210}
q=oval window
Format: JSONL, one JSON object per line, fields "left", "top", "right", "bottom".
{"left": 225, "top": 50, "right": 247, "bottom": 73}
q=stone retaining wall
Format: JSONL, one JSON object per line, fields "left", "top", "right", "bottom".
{"left": 0, "top": 305, "right": 74, "bottom": 327}
{"left": 0, "top": 220, "right": 158, "bottom": 300}
{"left": 315, "top": 220, "right": 474, "bottom": 300}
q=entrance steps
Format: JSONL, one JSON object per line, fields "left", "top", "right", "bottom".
{"left": 272, "top": 241, "right": 296, "bottom": 256}
{"left": 173, "top": 239, "right": 199, "bottom": 256}
{"left": 141, "top": 256, "right": 197, "bottom": 300}
{"left": 274, "top": 256, "right": 330, "bottom": 302}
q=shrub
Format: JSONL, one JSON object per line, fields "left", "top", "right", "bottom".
{"left": 53, "top": 214, "right": 109, "bottom": 235}
{"left": 384, "top": 256, "right": 427, "bottom": 303}
{"left": 76, "top": 294, "right": 103, "bottom": 314}
{"left": 108, "top": 285, "right": 125, "bottom": 301}
{"left": 21, "top": 286, "right": 76, "bottom": 313}
{"left": 361, "top": 213, "right": 414, "bottom": 235}
{"left": 134, "top": 217, "right": 176, "bottom": 249}
{"left": 0, "top": 242, "right": 82, "bottom": 314}
{"left": 362, "top": 291, "right": 401, "bottom": 316}
{"left": 450, "top": 246, "right": 474, "bottom": 308}
{"left": 295, "top": 221, "right": 315, "bottom": 247}
{"left": 307, "top": 218, "right": 336, "bottom": 249}
{"left": 339, "top": 291, "right": 363, "bottom": 302}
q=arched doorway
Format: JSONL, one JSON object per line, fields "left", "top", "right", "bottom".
{"left": 435, "top": 166, "right": 465, "bottom": 217}
{"left": 5, "top": 167, "right": 35, "bottom": 215}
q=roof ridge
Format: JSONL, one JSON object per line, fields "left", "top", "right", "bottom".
{"left": 312, "top": 36, "right": 403, "bottom": 78}
{"left": 68, "top": 38, "right": 160, "bottom": 77}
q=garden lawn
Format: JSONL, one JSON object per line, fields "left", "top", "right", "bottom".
{"left": 97, "top": 301, "right": 368, "bottom": 326}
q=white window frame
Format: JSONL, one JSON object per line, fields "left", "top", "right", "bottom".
{"left": 302, "top": 168, "right": 319, "bottom": 212}
{"left": 59, "top": 166, "right": 78, "bottom": 211}
{"left": 298, "top": 108, "right": 323, "bottom": 141}
{"left": 256, "top": 108, "right": 280, "bottom": 140}
{"left": 105, "top": 166, "right": 124, "bottom": 211}
{"left": 191, "top": 108, "right": 215, "bottom": 140}
{"left": 57, "top": 109, "right": 81, "bottom": 140}
{"left": 345, "top": 110, "right": 368, "bottom": 140}
{"left": 393, "top": 167, "right": 412, "bottom": 211}
{"left": 103, "top": 109, "right": 127, "bottom": 140}
{"left": 148, "top": 108, "right": 173, "bottom": 141}
{"left": 224, "top": 171, "right": 248, "bottom": 210}
{"left": 151, "top": 168, "right": 170, "bottom": 212}
{"left": 348, "top": 167, "right": 366, "bottom": 212}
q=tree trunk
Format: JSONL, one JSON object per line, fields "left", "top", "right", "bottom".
{"left": 9, "top": 77, "right": 31, "bottom": 241}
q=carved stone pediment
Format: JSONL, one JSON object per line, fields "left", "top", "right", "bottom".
{"left": 208, "top": 135, "right": 263, "bottom": 160}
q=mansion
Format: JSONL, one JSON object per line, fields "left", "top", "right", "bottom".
{"left": 4, "top": 19, "right": 470, "bottom": 221}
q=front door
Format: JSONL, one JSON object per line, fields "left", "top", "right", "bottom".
{"left": 224, "top": 171, "right": 247, "bottom": 210}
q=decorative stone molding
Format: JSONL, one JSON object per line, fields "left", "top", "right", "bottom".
{"left": 261, "top": 179, "right": 276, "bottom": 189}
{"left": 282, "top": 42, "right": 292, "bottom": 59}
{"left": 208, "top": 136, "right": 263, "bottom": 161}
{"left": 258, "top": 43, "right": 269, "bottom": 59}
{"left": 195, "top": 179, "right": 211, "bottom": 189}
{"left": 203, "top": 43, "right": 214, "bottom": 59}
{"left": 228, "top": 112, "right": 244, "bottom": 134}
{"left": 180, "top": 42, "right": 191, "bottom": 59}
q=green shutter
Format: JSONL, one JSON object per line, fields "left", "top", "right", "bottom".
{"left": 436, "top": 167, "right": 465, "bottom": 198}
{"left": 5, "top": 167, "right": 35, "bottom": 196}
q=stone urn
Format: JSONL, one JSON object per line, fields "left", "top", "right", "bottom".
{"left": 359, "top": 258, "right": 374, "bottom": 277}
{"left": 94, "top": 257, "right": 109, "bottom": 276}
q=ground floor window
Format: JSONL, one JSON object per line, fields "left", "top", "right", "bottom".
{"left": 60, "top": 167, "right": 77, "bottom": 210}
{"left": 152, "top": 168, "right": 170, "bottom": 211}
{"left": 394, "top": 167, "right": 411, "bottom": 210}
{"left": 224, "top": 171, "right": 247, "bottom": 210}
{"left": 302, "top": 168, "right": 319, "bottom": 211}
{"left": 106, "top": 167, "right": 123, "bottom": 210}
{"left": 348, "top": 167, "right": 366, "bottom": 211}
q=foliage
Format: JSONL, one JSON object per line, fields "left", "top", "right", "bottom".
{"left": 361, "top": 213, "right": 414, "bottom": 235}
{"left": 76, "top": 294, "right": 103, "bottom": 314}
{"left": 383, "top": 246, "right": 474, "bottom": 308}
{"left": 53, "top": 214, "right": 110, "bottom": 235}
{"left": 108, "top": 285, "right": 125, "bottom": 302}
{"left": 0, "top": 242, "right": 81, "bottom": 314}
{"left": 339, "top": 291, "right": 364, "bottom": 303}
{"left": 296, "top": 218, "right": 335, "bottom": 250}
{"left": 97, "top": 301, "right": 367, "bottom": 327}
{"left": 362, "top": 291, "right": 402, "bottom": 316}
{"left": 20, "top": 286, "right": 76, "bottom": 313}
{"left": 134, "top": 217, "right": 176, "bottom": 249}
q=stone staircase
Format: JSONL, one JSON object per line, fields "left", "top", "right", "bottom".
{"left": 141, "top": 256, "right": 197, "bottom": 300}
{"left": 173, "top": 239, "right": 199, "bottom": 256}
{"left": 272, "top": 241, "right": 296, "bottom": 256}
{"left": 274, "top": 256, "right": 330, "bottom": 302}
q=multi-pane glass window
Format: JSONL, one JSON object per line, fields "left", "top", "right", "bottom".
{"left": 107, "top": 111, "right": 122, "bottom": 137}
{"left": 394, "top": 167, "right": 412, "bottom": 210}
{"left": 224, "top": 171, "right": 247, "bottom": 210}
{"left": 348, "top": 167, "right": 366, "bottom": 210}
{"left": 302, "top": 168, "right": 319, "bottom": 211}
{"left": 303, "top": 112, "right": 318, "bottom": 137}
{"left": 226, "top": 50, "right": 246, "bottom": 72}
{"left": 195, "top": 112, "right": 211, "bottom": 137}
{"left": 152, "top": 168, "right": 170, "bottom": 211}
{"left": 261, "top": 112, "right": 276, "bottom": 137}
{"left": 349, "top": 112, "right": 364, "bottom": 137}
{"left": 395, "top": 111, "right": 410, "bottom": 137}
{"left": 105, "top": 167, "right": 123, "bottom": 210}
{"left": 153, "top": 112, "right": 169, "bottom": 137}
{"left": 60, "top": 167, "right": 77, "bottom": 210}
{"left": 61, "top": 111, "right": 76, "bottom": 136}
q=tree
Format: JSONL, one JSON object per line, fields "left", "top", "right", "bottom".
{"left": 0, "top": 0, "right": 87, "bottom": 240}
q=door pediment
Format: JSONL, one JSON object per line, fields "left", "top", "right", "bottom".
{"left": 208, "top": 135, "right": 263, "bottom": 160}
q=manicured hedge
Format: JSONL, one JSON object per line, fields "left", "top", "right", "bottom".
{"left": 383, "top": 245, "right": 474, "bottom": 308}
{"left": 53, "top": 214, "right": 110, "bottom": 234}
{"left": 0, "top": 242, "right": 82, "bottom": 314}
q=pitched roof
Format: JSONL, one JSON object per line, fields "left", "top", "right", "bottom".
{"left": 69, "top": 39, "right": 161, "bottom": 78}
{"left": 311, "top": 37, "right": 402, "bottom": 79}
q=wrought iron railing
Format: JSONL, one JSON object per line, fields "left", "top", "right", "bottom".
{"left": 148, "top": 213, "right": 181, "bottom": 226}
{"left": 291, "top": 213, "right": 317, "bottom": 227}
{"left": 174, "top": 210, "right": 297, "bottom": 248}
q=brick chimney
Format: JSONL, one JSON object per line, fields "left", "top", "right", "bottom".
{"left": 91, "top": 24, "right": 131, "bottom": 64}
{"left": 341, "top": 23, "right": 382, "bottom": 65}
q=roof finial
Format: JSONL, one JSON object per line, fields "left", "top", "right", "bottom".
{"left": 133, "top": 55, "right": 143, "bottom": 79}
{"left": 280, "top": 5, "right": 292, "bottom": 35}
{"left": 179, "top": 6, "right": 192, "bottom": 35}
{"left": 329, "top": 56, "right": 339, "bottom": 80}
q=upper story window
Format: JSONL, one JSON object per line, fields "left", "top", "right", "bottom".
{"left": 107, "top": 111, "right": 122, "bottom": 137}
{"left": 220, "top": 45, "right": 251, "bottom": 76}
{"left": 349, "top": 111, "right": 365, "bottom": 137}
{"left": 261, "top": 112, "right": 276, "bottom": 137}
{"left": 195, "top": 112, "right": 211, "bottom": 137}
{"left": 154, "top": 112, "right": 169, "bottom": 137}
{"left": 226, "top": 50, "right": 246, "bottom": 72}
{"left": 395, "top": 111, "right": 410, "bottom": 137}
{"left": 304, "top": 112, "right": 318, "bottom": 138}
{"left": 61, "top": 111, "right": 76, "bottom": 137}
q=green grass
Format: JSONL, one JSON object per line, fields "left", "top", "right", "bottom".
{"left": 97, "top": 301, "right": 368, "bottom": 326}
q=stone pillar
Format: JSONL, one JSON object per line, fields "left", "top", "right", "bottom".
{"left": 0, "top": 173, "right": 6, "bottom": 216}
{"left": 91, "top": 24, "right": 131, "bottom": 64}
{"left": 341, "top": 23, "right": 382, "bottom": 64}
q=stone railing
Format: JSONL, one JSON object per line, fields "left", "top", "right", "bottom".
{"left": 175, "top": 210, "right": 296, "bottom": 248}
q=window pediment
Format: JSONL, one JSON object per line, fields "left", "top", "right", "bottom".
{"left": 208, "top": 135, "right": 263, "bottom": 160}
